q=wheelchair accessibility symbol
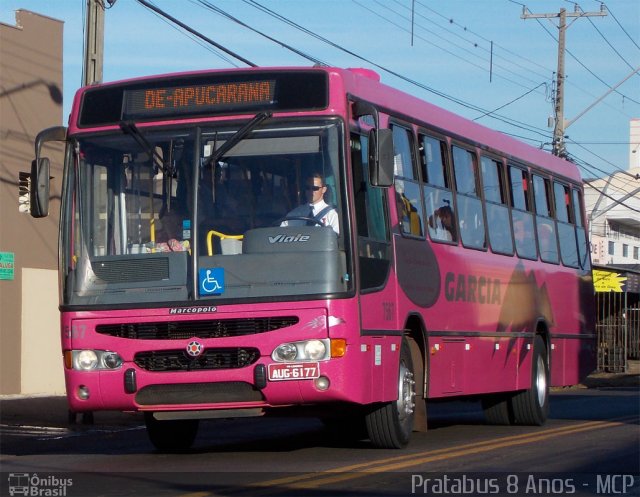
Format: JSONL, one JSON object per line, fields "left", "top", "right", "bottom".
{"left": 199, "top": 268, "right": 225, "bottom": 295}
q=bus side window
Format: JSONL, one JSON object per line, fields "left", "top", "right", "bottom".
{"left": 453, "top": 145, "right": 485, "bottom": 249}
{"left": 533, "top": 174, "right": 559, "bottom": 264}
{"left": 351, "top": 133, "right": 391, "bottom": 291}
{"left": 572, "top": 188, "right": 591, "bottom": 270}
{"left": 421, "top": 134, "right": 456, "bottom": 243}
{"left": 481, "top": 156, "right": 513, "bottom": 255}
{"left": 392, "top": 124, "right": 424, "bottom": 238}
{"left": 509, "top": 165, "right": 537, "bottom": 260}
{"left": 554, "top": 181, "right": 579, "bottom": 268}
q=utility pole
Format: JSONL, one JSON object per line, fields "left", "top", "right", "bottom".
{"left": 522, "top": 5, "right": 607, "bottom": 157}
{"left": 83, "top": 0, "right": 105, "bottom": 86}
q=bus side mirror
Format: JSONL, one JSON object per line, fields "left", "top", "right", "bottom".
{"left": 369, "top": 128, "right": 394, "bottom": 188}
{"left": 30, "top": 157, "right": 50, "bottom": 218}
{"left": 30, "top": 126, "right": 67, "bottom": 218}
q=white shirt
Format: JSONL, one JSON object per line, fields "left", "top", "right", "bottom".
{"left": 281, "top": 199, "right": 340, "bottom": 235}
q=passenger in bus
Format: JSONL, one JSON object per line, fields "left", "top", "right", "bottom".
{"left": 281, "top": 173, "right": 339, "bottom": 235}
{"left": 428, "top": 204, "right": 456, "bottom": 242}
{"left": 154, "top": 206, "right": 190, "bottom": 252}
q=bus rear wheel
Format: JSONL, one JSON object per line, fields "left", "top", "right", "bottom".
{"left": 144, "top": 413, "right": 199, "bottom": 452}
{"left": 365, "top": 338, "right": 416, "bottom": 449}
{"left": 481, "top": 394, "right": 513, "bottom": 425}
{"left": 511, "top": 335, "right": 549, "bottom": 426}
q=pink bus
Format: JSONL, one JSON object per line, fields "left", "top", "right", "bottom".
{"left": 30, "top": 66, "right": 595, "bottom": 450}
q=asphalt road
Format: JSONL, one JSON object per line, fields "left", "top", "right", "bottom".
{"left": 1, "top": 384, "right": 638, "bottom": 497}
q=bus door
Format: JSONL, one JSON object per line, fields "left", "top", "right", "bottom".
{"left": 350, "top": 131, "right": 397, "bottom": 390}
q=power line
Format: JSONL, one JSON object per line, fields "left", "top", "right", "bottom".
{"left": 473, "top": 83, "right": 547, "bottom": 121}
{"left": 604, "top": 2, "right": 640, "bottom": 52}
{"left": 529, "top": 13, "right": 640, "bottom": 106}
{"left": 242, "top": 0, "right": 552, "bottom": 140}
{"left": 585, "top": 12, "right": 637, "bottom": 72}
{"left": 132, "top": 0, "right": 632, "bottom": 181}
{"left": 417, "top": 0, "right": 553, "bottom": 78}
{"left": 193, "top": 0, "right": 328, "bottom": 66}
{"left": 365, "top": 0, "right": 544, "bottom": 89}
{"left": 134, "top": 0, "right": 257, "bottom": 67}
{"left": 141, "top": 3, "right": 240, "bottom": 67}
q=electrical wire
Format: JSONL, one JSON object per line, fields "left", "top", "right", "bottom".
{"left": 531, "top": 15, "right": 640, "bottom": 106}
{"left": 365, "top": 0, "right": 544, "bottom": 89}
{"left": 128, "top": 0, "right": 634, "bottom": 185}
{"left": 416, "top": 0, "right": 553, "bottom": 78}
{"left": 473, "top": 83, "right": 547, "bottom": 121}
{"left": 140, "top": 1, "right": 240, "bottom": 67}
{"left": 243, "top": 0, "right": 553, "bottom": 139}
{"left": 603, "top": 2, "right": 640, "bottom": 51}
{"left": 193, "top": 0, "right": 329, "bottom": 66}
{"left": 585, "top": 13, "right": 637, "bottom": 72}
{"left": 134, "top": 0, "right": 257, "bottom": 67}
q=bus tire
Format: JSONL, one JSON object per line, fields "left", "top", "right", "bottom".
{"left": 365, "top": 338, "right": 415, "bottom": 449}
{"left": 144, "top": 413, "right": 199, "bottom": 452}
{"left": 481, "top": 394, "right": 513, "bottom": 425}
{"left": 511, "top": 335, "right": 549, "bottom": 426}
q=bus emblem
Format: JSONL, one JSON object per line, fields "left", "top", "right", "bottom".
{"left": 186, "top": 340, "right": 204, "bottom": 357}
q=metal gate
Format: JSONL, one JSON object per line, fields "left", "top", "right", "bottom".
{"left": 596, "top": 291, "right": 627, "bottom": 372}
{"left": 627, "top": 292, "right": 639, "bottom": 360}
{"left": 594, "top": 268, "right": 640, "bottom": 372}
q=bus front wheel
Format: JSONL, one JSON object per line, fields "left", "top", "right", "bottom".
{"left": 144, "top": 413, "right": 199, "bottom": 452}
{"left": 511, "top": 335, "right": 549, "bottom": 426}
{"left": 365, "top": 338, "right": 416, "bottom": 449}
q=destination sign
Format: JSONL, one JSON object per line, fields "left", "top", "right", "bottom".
{"left": 78, "top": 71, "right": 328, "bottom": 127}
{"left": 123, "top": 80, "right": 276, "bottom": 119}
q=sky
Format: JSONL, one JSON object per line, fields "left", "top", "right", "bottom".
{"left": 2, "top": 0, "right": 639, "bottom": 180}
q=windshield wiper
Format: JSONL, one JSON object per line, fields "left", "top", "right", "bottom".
{"left": 119, "top": 121, "right": 168, "bottom": 173}
{"left": 207, "top": 111, "right": 272, "bottom": 165}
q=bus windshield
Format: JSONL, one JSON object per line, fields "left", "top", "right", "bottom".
{"left": 60, "top": 119, "right": 349, "bottom": 306}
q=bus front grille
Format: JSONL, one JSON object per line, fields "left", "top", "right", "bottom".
{"left": 96, "top": 316, "right": 299, "bottom": 339}
{"left": 134, "top": 347, "right": 260, "bottom": 371}
{"left": 135, "top": 382, "right": 264, "bottom": 405}
{"left": 92, "top": 257, "right": 170, "bottom": 283}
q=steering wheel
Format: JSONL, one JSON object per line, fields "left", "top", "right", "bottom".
{"left": 274, "top": 216, "right": 323, "bottom": 227}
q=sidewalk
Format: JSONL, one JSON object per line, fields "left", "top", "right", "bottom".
{"left": 579, "top": 359, "right": 640, "bottom": 389}
{"left": 0, "top": 395, "right": 143, "bottom": 430}
{"left": 1, "top": 362, "right": 638, "bottom": 431}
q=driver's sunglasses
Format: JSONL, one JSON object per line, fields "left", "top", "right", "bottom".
{"left": 305, "top": 185, "right": 323, "bottom": 191}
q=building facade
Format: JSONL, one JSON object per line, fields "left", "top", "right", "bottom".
{"left": 584, "top": 120, "right": 640, "bottom": 371}
{"left": 0, "top": 10, "right": 65, "bottom": 394}
{"left": 585, "top": 164, "right": 639, "bottom": 268}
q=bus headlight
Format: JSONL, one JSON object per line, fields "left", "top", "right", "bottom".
{"left": 69, "top": 350, "right": 123, "bottom": 371}
{"left": 75, "top": 350, "right": 98, "bottom": 370}
{"left": 304, "top": 340, "right": 327, "bottom": 360}
{"left": 272, "top": 339, "right": 331, "bottom": 362}
{"left": 273, "top": 343, "right": 298, "bottom": 362}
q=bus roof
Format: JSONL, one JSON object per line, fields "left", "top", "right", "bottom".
{"left": 329, "top": 67, "right": 581, "bottom": 183}
{"left": 68, "top": 65, "right": 581, "bottom": 183}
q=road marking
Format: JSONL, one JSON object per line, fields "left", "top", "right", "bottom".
{"left": 0, "top": 423, "right": 143, "bottom": 440}
{"left": 244, "top": 415, "right": 638, "bottom": 493}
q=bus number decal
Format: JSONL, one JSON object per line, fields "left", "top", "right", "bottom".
{"left": 64, "top": 324, "right": 86, "bottom": 340}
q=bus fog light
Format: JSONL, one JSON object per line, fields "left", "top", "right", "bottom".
{"left": 77, "top": 385, "right": 90, "bottom": 400}
{"left": 304, "top": 340, "right": 326, "bottom": 360}
{"left": 274, "top": 343, "right": 297, "bottom": 362}
{"left": 314, "top": 376, "right": 330, "bottom": 391}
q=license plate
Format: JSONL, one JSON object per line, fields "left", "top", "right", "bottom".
{"left": 268, "top": 363, "right": 320, "bottom": 381}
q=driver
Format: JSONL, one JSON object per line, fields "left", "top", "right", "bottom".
{"left": 281, "top": 173, "right": 339, "bottom": 235}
